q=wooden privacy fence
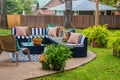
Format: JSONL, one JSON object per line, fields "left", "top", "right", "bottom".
{"left": 7, "top": 15, "right": 20, "bottom": 28}
{"left": 7, "top": 15, "right": 120, "bottom": 29}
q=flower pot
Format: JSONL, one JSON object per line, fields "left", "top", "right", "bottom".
{"left": 42, "top": 63, "right": 50, "bottom": 70}
{"left": 90, "top": 38, "right": 107, "bottom": 48}
{"left": 33, "top": 38, "right": 42, "bottom": 45}
{"left": 113, "top": 48, "right": 118, "bottom": 56}
{"left": 52, "top": 63, "right": 62, "bottom": 71}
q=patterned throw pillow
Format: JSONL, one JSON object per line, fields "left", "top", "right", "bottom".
{"left": 67, "top": 33, "right": 80, "bottom": 44}
{"left": 48, "top": 27, "right": 57, "bottom": 37}
{"left": 16, "top": 27, "right": 29, "bottom": 36}
{"left": 57, "top": 26, "right": 63, "bottom": 37}
{"left": 62, "top": 32, "right": 71, "bottom": 42}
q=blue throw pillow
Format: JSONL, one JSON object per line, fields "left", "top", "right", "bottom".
{"left": 16, "top": 39, "right": 21, "bottom": 51}
{"left": 69, "top": 29, "right": 75, "bottom": 33}
{"left": 48, "top": 24, "right": 56, "bottom": 28}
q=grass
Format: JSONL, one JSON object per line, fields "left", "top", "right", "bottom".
{"left": 0, "top": 29, "right": 120, "bottom": 80}
{"left": 0, "top": 29, "right": 11, "bottom": 36}
{"left": 31, "top": 47, "right": 120, "bottom": 80}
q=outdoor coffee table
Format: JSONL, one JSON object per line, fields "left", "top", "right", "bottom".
{"left": 21, "top": 42, "right": 45, "bottom": 54}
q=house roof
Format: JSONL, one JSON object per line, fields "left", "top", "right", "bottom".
{"left": 49, "top": 0, "right": 117, "bottom": 11}
{"left": 39, "top": 0, "right": 51, "bottom": 8}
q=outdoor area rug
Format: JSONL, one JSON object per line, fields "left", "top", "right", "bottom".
{"left": 8, "top": 52, "right": 40, "bottom": 62}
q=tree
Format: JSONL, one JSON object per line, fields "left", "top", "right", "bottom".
{"left": 99, "top": 0, "right": 119, "bottom": 6}
{"left": 1, "top": 0, "right": 7, "bottom": 28}
{"left": 95, "top": 0, "right": 99, "bottom": 25}
{"left": 64, "top": 0, "right": 73, "bottom": 29}
{"left": 6, "top": 0, "right": 33, "bottom": 14}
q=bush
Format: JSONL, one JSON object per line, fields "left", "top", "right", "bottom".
{"left": 82, "top": 24, "right": 110, "bottom": 47}
{"left": 108, "top": 31, "right": 120, "bottom": 57}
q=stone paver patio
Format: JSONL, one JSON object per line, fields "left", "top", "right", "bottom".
{"left": 0, "top": 50, "right": 96, "bottom": 80}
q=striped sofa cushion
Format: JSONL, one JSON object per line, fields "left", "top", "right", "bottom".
{"left": 11, "top": 28, "right": 16, "bottom": 35}
{"left": 31, "top": 28, "right": 48, "bottom": 35}
{"left": 11, "top": 27, "right": 48, "bottom": 36}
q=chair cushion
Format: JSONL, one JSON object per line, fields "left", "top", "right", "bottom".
{"left": 16, "top": 39, "right": 21, "bottom": 51}
{"left": 48, "top": 27, "right": 57, "bottom": 37}
{"left": 67, "top": 33, "right": 80, "bottom": 44}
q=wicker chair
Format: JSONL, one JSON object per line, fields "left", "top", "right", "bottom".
{"left": 0, "top": 35, "right": 31, "bottom": 66}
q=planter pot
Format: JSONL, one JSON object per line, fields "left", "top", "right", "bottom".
{"left": 42, "top": 63, "right": 50, "bottom": 70}
{"left": 33, "top": 38, "right": 42, "bottom": 45}
{"left": 52, "top": 63, "right": 63, "bottom": 71}
{"left": 90, "top": 38, "right": 100, "bottom": 48}
{"left": 90, "top": 38, "right": 107, "bottom": 48}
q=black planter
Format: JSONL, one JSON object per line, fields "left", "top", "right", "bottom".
{"left": 42, "top": 63, "right": 50, "bottom": 70}
{"left": 52, "top": 63, "right": 62, "bottom": 71}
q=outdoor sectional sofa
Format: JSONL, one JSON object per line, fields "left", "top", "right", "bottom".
{"left": 11, "top": 27, "right": 88, "bottom": 58}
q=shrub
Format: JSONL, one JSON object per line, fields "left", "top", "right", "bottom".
{"left": 108, "top": 31, "right": 120, "bottom": 57}
{"left": 82, "top": 24, "right": 110, "bottom": 47}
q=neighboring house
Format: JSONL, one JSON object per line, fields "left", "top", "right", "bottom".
{"left": 35, "top": 0, "right": 64, "bottom": 15}
{"left": 49, "top": 0, "right": 117, "bottom": 15}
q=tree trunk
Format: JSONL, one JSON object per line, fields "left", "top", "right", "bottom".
{"left": 1, "top": 0, "right": 7, "bottom": 28}
{"left": 95, "top": 0, "right": 99, "bottom": 26}
{"left": 64, "top": 0, "right": 72, "bottom": 29}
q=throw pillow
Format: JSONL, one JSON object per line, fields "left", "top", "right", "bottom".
{"left": 16, "top": 26, "right": 29, "bottom": 36}
{"left": 62, "top": 32, "right": 71, "bottom": 42}
{"left": 25, "top": 27, "right": 31, "bottom": 36}
{"left": 67, "top": 33, "right": 80, "bottom": 44}
{"left": 48, "top": 27, "right": 57, "bottom": 37}
{"left": 57, "top": 26, "right": 63, "bottom": 37}
{"left": 48, "top": 24, "right": 56, "bottom": 27}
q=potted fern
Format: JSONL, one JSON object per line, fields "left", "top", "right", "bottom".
{"left": 44, "top": 44, "right": 72, "bottom": 71}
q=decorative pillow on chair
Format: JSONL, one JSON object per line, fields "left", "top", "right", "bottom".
{"left": 16, "top": 26, "right": 29, "bottom": 36}
{"left": 48, "top": 27, "right": 57, "bottom": 37}
{"left": 67, "top": 33, "right": 80, "bottom": 44}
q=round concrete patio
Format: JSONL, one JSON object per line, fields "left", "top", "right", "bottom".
{"left": 0, "top": 50, "right": 96, "bottom": 80}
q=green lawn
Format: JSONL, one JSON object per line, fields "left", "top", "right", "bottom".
{"left": 0, "top": 29, "right": 11, "bottom": 36}
{"left": 0, "top": 29, "right": 120, "bottom": 80}
{"left": 31, "top": 47, "right": 120, "bottom": 80}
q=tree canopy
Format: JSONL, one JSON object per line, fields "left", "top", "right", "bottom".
{"left": 99, "top": 0, "right": 120, "bottom": 7}
{"left": 6, "top": 0, "right": 33, "bottom": 14}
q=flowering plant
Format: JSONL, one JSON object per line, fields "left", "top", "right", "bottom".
{"left": 39, "top": 54, "right": 47, "bottom": 63}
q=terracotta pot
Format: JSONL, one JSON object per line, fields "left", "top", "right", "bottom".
{"left": 33, "top": 38, "right": 42, "bottom": 45}
{"left": 113, "top": 48, "right": 118, "bottom": 56}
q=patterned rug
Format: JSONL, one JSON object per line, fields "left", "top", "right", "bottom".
{"left": 8, "top": 52, "right": 41, "bottom": 62}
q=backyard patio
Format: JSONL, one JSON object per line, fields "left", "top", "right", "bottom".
{"left": 0, "top": 50, "right": 96, "bottom": 80}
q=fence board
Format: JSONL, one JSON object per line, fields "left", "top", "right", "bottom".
{"left": 7, "top": 15, "right": 120, "bottom": 29}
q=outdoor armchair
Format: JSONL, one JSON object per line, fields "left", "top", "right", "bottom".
{"left": 0, "top": 35, "right": 31, "bottom": 66}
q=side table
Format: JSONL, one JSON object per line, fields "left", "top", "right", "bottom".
{"left": 21, "top": 42, "right": 45, "bottom": 54}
